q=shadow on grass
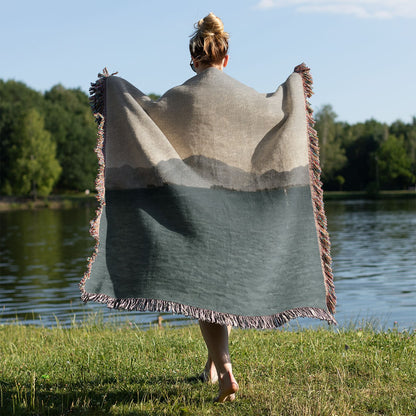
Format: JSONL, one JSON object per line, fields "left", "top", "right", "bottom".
{"left": 1, "top": 374, "right": 209, "bottom": 416}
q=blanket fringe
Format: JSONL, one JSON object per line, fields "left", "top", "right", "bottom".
{"left": 79, "top": 69, "right": 113, "bottom": 299}
{"left": 294, "top": 63, "right": 337, "bottom": 316}
{"left": 81, "top": 291, "right": 337, "bottom": 328}
{"left": 80, "top": 66, "right": 337, "bottom": 329}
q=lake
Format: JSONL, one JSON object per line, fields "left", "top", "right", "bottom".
{"left": 1, "top": 198, "right": 415, "bottom": 330}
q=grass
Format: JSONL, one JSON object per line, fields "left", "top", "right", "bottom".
{"left": 0, "top": 320, "right": 415, "bottom": 416}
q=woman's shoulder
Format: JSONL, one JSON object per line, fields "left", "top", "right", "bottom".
{"left": 177, "top": 68, "right": 266, "bottom": 100}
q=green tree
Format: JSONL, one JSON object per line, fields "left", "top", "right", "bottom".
{"left": 390, "top": 118, "right": 416, "bottom": 181}
{"left": 0, "top": 80, "right": 45, "bottom": 194}
{"left": 314, "top": 105, "right": 347, "bottom": 188}
{"left": 377, "top": 135, "right": 415, "bottom": 189}
{"left": 148, "top": 93, "right": 161, "bottom": 101}
{"left": 341, "top": 119, "right": 387, "bottom": 191}
{"left": 44, "top": 85, "right": 97, "bottom": 191}
{"left": 9, "top": 109, "right": 61, "bottom": 197}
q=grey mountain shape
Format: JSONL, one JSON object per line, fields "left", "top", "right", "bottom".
{"left": 105, "top": 155, "right": 310, "bottom": 191}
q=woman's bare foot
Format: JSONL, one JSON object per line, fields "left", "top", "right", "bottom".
{"left": 200, "top": 357, "right": 218, "bottom": 383}
{"left": 214, "top": 371, "right": 239, "bottom": 403}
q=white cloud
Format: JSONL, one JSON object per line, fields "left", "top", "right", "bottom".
{"left": 256, "top": 0, "right": 416, "bottom": 19}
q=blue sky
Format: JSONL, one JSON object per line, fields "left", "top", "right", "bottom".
{"left": 1, "top": 0, "right": 415, "bottom": 124}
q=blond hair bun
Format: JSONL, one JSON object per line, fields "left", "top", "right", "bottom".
{"left": 189, "top": 13, "right": 229, "bottom": 65}
{"left": 197, "top": 12, "right": 226, "bottom": 37}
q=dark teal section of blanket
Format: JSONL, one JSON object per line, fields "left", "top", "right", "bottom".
{"left": 85, "top": 185, "right": 327, "bottom": 316}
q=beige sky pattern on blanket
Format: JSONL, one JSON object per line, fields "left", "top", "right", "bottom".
{"left": 104, "top": 68, "right": 309, "bottom": 191}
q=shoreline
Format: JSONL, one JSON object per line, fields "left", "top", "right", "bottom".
{"left": 0, "top": 193, "right": 98, "bottom": 211}
{"left": 323, "top": 190, "right": 416, "bottom": 200}
{"left": 0, "top": 190, "right": 415, "bottom": 211}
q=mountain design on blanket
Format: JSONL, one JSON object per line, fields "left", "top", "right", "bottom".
{"left": 80, "top": 65, "right": 336, "bottom": 328}
{"left": 105, "top": 159, "right": 309, "bottom": 191}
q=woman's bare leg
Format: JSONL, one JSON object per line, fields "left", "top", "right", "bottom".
{"left": 201, "top": 354, "right": 218, "bottom": 383}
{"left": 201, "top": 325, "right": 232, "bottom": 384}
{"left": 199, "top": 320, "right": 239, "bottom": 402}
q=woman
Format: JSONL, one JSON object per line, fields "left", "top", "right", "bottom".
{"left": 188, "top": 13, "right": 239, "bottom": 403}
{"left": 82, "top": 11, "right": 336, "bottom": 406}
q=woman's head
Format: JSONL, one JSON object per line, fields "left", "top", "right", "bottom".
{"left": 189, "top": 13, "right": 229, "bottom": 68}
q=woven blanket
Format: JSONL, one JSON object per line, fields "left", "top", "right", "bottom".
{"left": 80, "top": 64, "right": 336, "bottom": 328}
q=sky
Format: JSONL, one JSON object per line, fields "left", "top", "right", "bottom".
{"left": 1, "top": 0, "right": 415, "bottom": 124}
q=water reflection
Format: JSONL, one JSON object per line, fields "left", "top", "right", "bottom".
{"left": 0, "top": 198, "right": 415, "bottom": 329}
{"left": 323, "top": 199, "right": 416, "bottom": 329}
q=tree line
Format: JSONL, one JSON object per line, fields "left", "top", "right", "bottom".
{"left": 315, "top": 105, "right": 416, "bottom": 192}
{"left": 0, "top": 80, "right": 415, "bottom": 197}
{"left": 0, "top": 80, "right": 97, "bottom": 197}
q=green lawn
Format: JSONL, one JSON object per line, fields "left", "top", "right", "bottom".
{"left": 0, "top": 320, "right": 415, "bottom": 415}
